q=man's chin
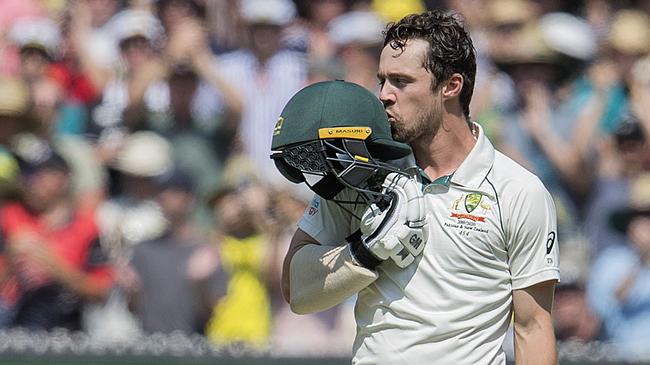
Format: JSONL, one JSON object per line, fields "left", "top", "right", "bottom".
{"left": 390, "top": 130, "right": 403, "bottom": 142}
{"left": 389, "top": 125, "right": 403, "bottom": 141}
{"left": 391, "top": 132, "right": 409, "bottom": 143}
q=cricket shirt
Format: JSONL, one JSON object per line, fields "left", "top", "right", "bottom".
{"left": 298, "top": 123, "right": 560, "bottom": 365}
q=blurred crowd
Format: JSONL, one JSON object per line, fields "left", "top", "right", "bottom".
{"left": 0, "top": 0, "right": 648, "bottom": 360}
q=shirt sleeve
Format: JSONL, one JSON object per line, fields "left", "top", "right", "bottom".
{"left": 506, "top": 178, "right": 561, "bottom": 289}
{"left": 297, "top": 189, "right": 364, "bottom": 247}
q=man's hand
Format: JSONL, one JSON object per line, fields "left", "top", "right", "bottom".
{"left": 7, "top": 231, "right": 59, "bottom": 287}
{"left": 352, "top": 173, "right": 428, "bottom": 269}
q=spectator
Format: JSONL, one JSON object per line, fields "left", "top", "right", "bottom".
{"left": 7, "top": 18, "right": 107, "bottom": 211}
{"left": 129, "top": 0, "right": 243, "bottom": 131}
{"left": 128, "top": 169, "right": 225, "bottom": 334}
{"left": 553, "top": 245, "right": 601, "bottom": 342}
{"left": 494, "top": 17, "right": 597, "bottom": 253}
{"left": 0, "top": 145, "right": 112, "bottom": 331}
{"left": 584, "top": 115, "right": 648, "bottom": 255}
{"left": 99, "top": 131, "right": 171, "bottom": 256}
{"left": 0, "top": 76, "right": 69, "bottom": 204}
{"left": 5, "top": 15, "right": 106, "bottom": 209}
{"left": 204, "top": 180, "right": 279, "bottom": 349}
{"left": 0, "top": 0, "right": 44, "bottom": 76}
{"left": 214, "top": 0, "right": 305, "bottom": 189}
{"left": 44, "top": 0, "right": 124, "bottom": 135}
{"left": 114, "top": 5, "right": 241, "bottom": 198}
{"left": 5, "top": 18, "right": 66, "bottom": 143}
{"left": 327, "top": 10, "right": 385, "bottom": 92}
{"left": 465, "top": 0, "right": 522, "bottom": 142}
{"left": 91, "top": 8, "right": 166, "bottom": 138}
{"left": 564, "top": 9, "right": 648, "bottom": 161}
{"left": 87, "top": 131, "right": 171, "bottom": 340}
{"left": 7, "top": 17, "right": 61, "bottom": 84}
{"left": 484, "top": 0, "right": 538, "bottom": 66}
{"left": 289, "top": 0, "right": 349, "bottom": 57}
{"left": 586, "top": 173, "right": 650, "bottom": 360}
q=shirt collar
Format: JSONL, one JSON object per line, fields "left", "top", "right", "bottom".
{"left": 450, "top": 123, "right": 495, "bottom": 189}
{"left": 393, "top": 155, "right": 433, "bottom": 185}
{"left": 389, "top": 122, "right": 494, "bottom": 190}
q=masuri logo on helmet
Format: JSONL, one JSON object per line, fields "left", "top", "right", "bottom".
{"left": 270, "top": 80, "right": 412, "bottom": 204}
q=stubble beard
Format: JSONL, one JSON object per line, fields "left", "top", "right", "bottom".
{"left": 391, "top": 106, "right": 440, "bottom": 144}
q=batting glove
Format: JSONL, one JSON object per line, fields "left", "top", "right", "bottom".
{"left": 349, "top": 173, "right": 428, "bottom": 269}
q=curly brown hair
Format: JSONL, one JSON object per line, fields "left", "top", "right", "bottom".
{"left": 384, "top": 10, "right": 476, "bottom": 118}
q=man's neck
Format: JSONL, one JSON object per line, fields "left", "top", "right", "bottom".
{"left": 253, "top": 48, "right": 278, "bottom": 67}
{"left": 411, "top": 118, "right": 477, "bottom": 181}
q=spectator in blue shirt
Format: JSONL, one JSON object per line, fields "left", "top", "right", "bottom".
{"left": 586, "top": 173, "right": 650, "bottom": 360}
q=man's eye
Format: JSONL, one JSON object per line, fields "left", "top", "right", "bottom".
{"left": 393, "top": 78, "right": 408, "bottom": 87}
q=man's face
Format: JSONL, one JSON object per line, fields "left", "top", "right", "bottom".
{"left": 19, "top": 48, "right": 50, "bottom": 80}
{"left": 249, "top": 24, "right": 282, "bottom": 60}
{"left": 24, "top": 168, "right": 70, "bottom": 212}
{"left": 378, "top": 39, "right": 441, "bottom": 144}
{"left": 157, "top": 188, "right": 194, "bottom": 222}
{"left": 120, "top": 36, "right": 154, "bottom": 69}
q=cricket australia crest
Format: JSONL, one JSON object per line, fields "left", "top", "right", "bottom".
{"left": 464, "top": 193, "right": 482, "bottom": 213}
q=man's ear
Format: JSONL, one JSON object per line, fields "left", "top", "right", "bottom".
{"left": 442, "top": 73, "right": 464, "bottom": 99}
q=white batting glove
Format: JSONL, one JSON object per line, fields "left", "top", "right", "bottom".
{"left": 350, "top": 173, "right": 428, "bottom": 269}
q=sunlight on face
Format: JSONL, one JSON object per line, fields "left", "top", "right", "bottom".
{"left": 378, "top": 39, "right": 442, "bottom": 144}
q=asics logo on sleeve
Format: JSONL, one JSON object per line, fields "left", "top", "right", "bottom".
{"left": 546, "top": 232, "right": 556, "bottom": 255}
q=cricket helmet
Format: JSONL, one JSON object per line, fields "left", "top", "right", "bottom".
{"left": 271, "top": 80, "right": 412, "bottom": 202}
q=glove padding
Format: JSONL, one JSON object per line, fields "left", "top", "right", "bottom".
{"left": 358, "top": 173, "right": 428, "bottom": 268}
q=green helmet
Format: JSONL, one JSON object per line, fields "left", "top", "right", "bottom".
{"left": 271, "top": 80, "right": 412, "bottom": 201}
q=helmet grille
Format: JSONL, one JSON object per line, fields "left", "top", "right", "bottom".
{"left": 283, "top": 141, "right": 327, "bottom": 174}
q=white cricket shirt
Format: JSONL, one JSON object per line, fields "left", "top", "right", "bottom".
{"left": 298, "top": 124, "right": 560, "bottom": 365}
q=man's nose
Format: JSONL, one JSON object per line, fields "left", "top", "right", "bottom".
{"left": 379, "top": 85, "right": 395, "bottom": 107}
